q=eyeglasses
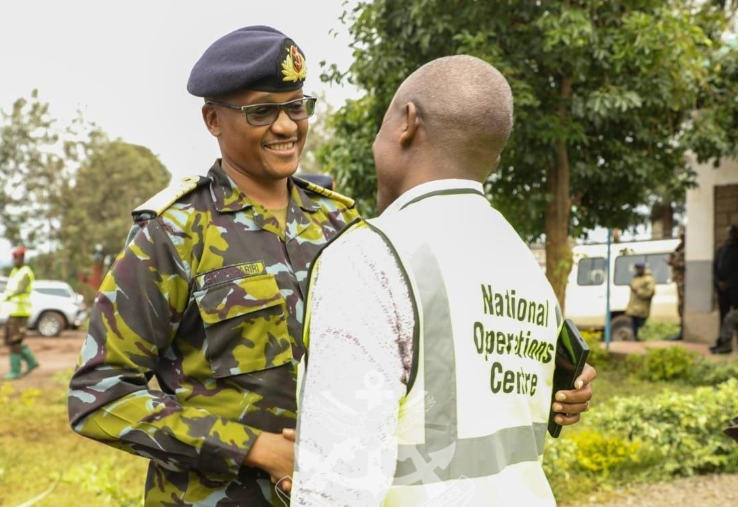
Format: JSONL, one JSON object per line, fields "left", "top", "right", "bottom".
{"left": 205, "top": 96, "right": 317, "bottom": 126}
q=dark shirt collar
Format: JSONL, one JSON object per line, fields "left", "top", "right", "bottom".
{"left": 207, "top": 160, "right": 320, "bottom": 213}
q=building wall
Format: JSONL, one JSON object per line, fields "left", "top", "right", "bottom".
{"left": 684, "top": 157, "right": 738, "bottom": 343}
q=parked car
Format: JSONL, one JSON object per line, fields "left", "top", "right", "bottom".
{"left": 0, "top": 277, "right": 88, "bottom": 337}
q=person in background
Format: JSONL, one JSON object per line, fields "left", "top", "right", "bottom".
{"left": 667, "top": 228, "right": 685, "bottom": 340}
{"left": 2, "top": 246, "right": 39, "bottom": 380}
{"left": 625, "top": 262, "right": 656, "bottom": 341}
{"left": 712, "top": 224, "right": 738, "bottom": 353}
{"left": 711, "top": 307, "right": 738, "bottom": 355}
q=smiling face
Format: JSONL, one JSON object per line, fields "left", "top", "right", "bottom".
{"left": 204, "top": 89, "right": 308, "bottom": 181}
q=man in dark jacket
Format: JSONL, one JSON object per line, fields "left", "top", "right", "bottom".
{"left": 712, "top": 225, "right": 738, "bottom": 354}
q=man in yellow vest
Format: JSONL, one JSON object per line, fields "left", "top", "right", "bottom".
{"left": 3, "top": 246, "right": 39, "bottom": 380}
{"left": 291, "top": 56, "right": 596, "bottom": 506}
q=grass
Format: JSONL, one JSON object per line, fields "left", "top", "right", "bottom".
{"left": 0, "top": 353, "right": 731, "bottom": 506}
{"left": 0, "top": 371, "right": 146, "bottom": 507}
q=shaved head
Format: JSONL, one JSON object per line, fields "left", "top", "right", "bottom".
{"left": 391, "top": 55, "right": 514, "bottom": 175}
{"left": 372, "top": 55, "right": 515, "bottom": 211}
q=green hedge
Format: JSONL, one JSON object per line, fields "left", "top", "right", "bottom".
{"left": 545, "top": 379, "right": 738, "bottom": 499}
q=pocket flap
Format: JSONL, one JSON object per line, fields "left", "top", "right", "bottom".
{"left": 194, "top": 273, "right": 284, "bottom": 326}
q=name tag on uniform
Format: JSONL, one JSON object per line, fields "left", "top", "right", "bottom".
{"left": 196, "top": 262, "right": 267, "bottom": 289}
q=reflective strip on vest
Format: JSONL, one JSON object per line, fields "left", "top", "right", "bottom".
{"left": 4, "top": 265, "right": 34, "bottom": 317}
{"left": 367, "top": 189, "right": 560, "bottom": 507}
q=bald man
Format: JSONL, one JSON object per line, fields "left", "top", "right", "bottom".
{"left": 290, "top": 56, "right": 596, "bottom": 507}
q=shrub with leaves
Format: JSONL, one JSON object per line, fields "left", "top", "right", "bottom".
{"left": 589, "top": 379, "right": 738, "bottom": 475}
{"left": 545, "top": 379, "right": 738, "bottom": 499}
{"left": 629, "top": 346, "right": 700, "bottom": 382}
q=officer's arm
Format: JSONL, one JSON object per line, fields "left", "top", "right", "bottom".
{"left": 68, "top": 219, "right": 261, "bottom": 479}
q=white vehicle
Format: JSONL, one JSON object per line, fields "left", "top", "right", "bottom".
{"left": 564, "top": 238, "right": 680, "bottom": 341}
{"left": 0, "top": 278, "right": 88, "bottom": 337}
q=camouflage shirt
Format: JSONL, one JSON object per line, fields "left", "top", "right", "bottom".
{"left": 68, "top": 160, "right": 359, "bottom": 507}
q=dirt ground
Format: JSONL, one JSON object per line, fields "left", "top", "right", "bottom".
{"left": 569, "top": 474, "right": 738, "bottom": 507}
{"left": 0, "top": 329, "right": 85, "bottom": 389}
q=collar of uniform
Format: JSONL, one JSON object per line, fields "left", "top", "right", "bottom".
{"left": 207, "top": 160, "right": 320, "bottom": 214}
{"left": 381, "top": 179, "right": 485, "bottom": 216}
{"left": 208, "top": 160, "right": 254, "bottom": 213}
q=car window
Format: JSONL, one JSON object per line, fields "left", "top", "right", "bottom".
{"left": 577, "top": 257, "right": 606, "bottom": 286}
{"left": 34, "top": 287, "right": 72, "bottom": 298}
{"left": 614, "top": 253, "right": 671, "bottom": 285}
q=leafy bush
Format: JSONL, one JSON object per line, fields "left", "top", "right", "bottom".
{"left": 549, "top": 379, "right": 738, "bottom": 475}
{"left": 568, "top": 430, "right": 641, "bottom": 475}
{"left": 690, "top": 359, "right": 738, "bottom": 386}
{"left": 625, "top": 346, "right": 738, "bottom": 386}
{"left": 638, "top": 320, "right": 681, "bottom": 342}
{"left": 546, "top": 379, "right": 738, "bottom": 499}
{"left": 629, "top": 346, "right": 699, "bottom": 382}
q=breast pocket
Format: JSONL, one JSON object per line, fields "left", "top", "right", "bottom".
{"left": 194, "top": 273, "right": 293, "bottom": 378}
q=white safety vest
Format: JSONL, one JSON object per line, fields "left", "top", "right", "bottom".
{"left": 301, "top": 187, "right": 562, "bottom": 507}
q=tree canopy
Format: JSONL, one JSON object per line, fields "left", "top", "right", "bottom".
{"left": 0, "top": 91, "right": 170, "bottom": 287}
{"left": 320, "top": 0, "right": 738, "bottom": 306}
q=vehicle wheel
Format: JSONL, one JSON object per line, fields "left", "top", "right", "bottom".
{"left": 610, "top": 315, "right": 634, "bottom": 341}
{"left": 36, "top": 311, "right": 65, "bottom": 337}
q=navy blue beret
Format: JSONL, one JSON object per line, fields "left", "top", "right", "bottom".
{"left": 187, "top": 25, "right": 307, "bottom": 97}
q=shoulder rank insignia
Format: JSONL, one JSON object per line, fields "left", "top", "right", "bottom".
{"left": 293, "top": 176, "right": 355, "bottom": 208}
{"left": 132, "top": 175, "right": 210, "bottom": 222}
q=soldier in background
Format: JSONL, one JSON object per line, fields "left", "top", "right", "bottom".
{"left": 68, "top": 26, "right": 359, "bottom": 506}
{"left": 2, "top": 246, "right": 39, "bottom": 380}
{"left": 667, "top": 228, "right": 685, "bottom": 340}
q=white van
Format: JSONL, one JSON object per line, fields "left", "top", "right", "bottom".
{"left": 564, "top": 238, "right": 681, "bottom": 341}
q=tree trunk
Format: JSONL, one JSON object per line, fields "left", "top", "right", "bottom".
{"left": 545, "top": 77, "right": 574, "bottom": 313}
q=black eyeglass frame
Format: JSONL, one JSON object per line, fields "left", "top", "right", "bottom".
{"left": 205, "top": 96, "right": 317, "bottom": 126}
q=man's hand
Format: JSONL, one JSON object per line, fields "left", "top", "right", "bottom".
{"left": 718, "top": 281, "right": 729, "bottom": 291}
{"left": 243, "top": 431, "right": 295, "bottom": 492}
{"left": 551, "top": 363, "right": 597, "bottom": 426}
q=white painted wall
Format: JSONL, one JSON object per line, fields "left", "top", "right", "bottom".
{"left": 685, "top": 156, "right": 738, "bottom": 262}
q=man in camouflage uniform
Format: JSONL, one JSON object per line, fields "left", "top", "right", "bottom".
{"left": 625, "top": 262, "right": 656, "bottom": 341}
{"left": 68, "top": 26, "right": 358, "bottom": 506}
{"left": 667, "top": 229, "right": 685, "bottom": 340}
{"left": 3, "top": 246, "right": 39, "bottom": 380}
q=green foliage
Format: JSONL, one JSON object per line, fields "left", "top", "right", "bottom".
{"left": 0, "top": 90, "right": 74, "bottom": 248}
{"left": 0, "top": 91, "right": 170, "bottom": 286}
{"left": 629, "top": 346, "right": 700, "bottom": 382}
{"left": 546, "top": 379, "right": 738, "bottom": 499}
{"left": 63, "top": 135, "right": 170, "bottom": 263}
{"left": 638, "top": 320, "right": 681, "bottom": 342}
{"left": 64, "top": 460, "right": 143, "bottom": 507}
{"left": 568, "top": 430, "right": 641, "bottom": 475}
{"left": 691, "top": 358, "right": 738, "bottom": 385}
{"left": 0, "top": 382, "right": 146, "bottom": 507}
{"left": 321, "top": 0, "right": 732, "bottom": 237}
{"left": 624, "top": 346, "right": 738, "bottom": 385}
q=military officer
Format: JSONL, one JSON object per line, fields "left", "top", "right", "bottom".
{"left": 68, "top": 26, "right": 359, "bottom": 506}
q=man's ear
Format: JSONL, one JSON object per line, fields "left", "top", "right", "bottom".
{"left": 202, "top": 104, "right": 221, "bottom": 137}
{"left": 399, "top": 102, "right": 419, "bottom": 148}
